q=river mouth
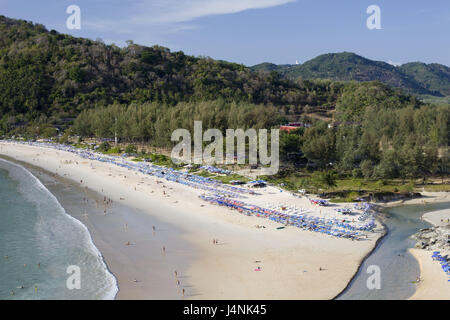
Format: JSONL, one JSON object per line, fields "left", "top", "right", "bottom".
{"left": 338, "top": 201, "right": 450, "bottom": 300}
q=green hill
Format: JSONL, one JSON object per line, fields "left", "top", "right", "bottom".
{"left": 0, "top": 15, "right": 345, "bottom": 134}
{"left": 252, "top": 52, "right": 450, "bottom": 97}
{"left": 399, "top": 62, "right": 450, "bottom": 96}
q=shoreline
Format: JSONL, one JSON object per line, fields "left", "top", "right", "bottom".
{"left": 333, "top": 217, "right": 388, "bottom": 299}
{"left": 378, "top": 192, "right": 449, "bottom": 208}
{"left": 407, "top": 197, "right": 450, "bottom": 300}
{"left": 0, "top": 157, "right": 119, "bottom": 300}
{"left": 376, "top": 194, "right": 450, "bottom": 300}
{"left": 1, "top": 155, "right": 198, "bottom": 300}
{"left": 0, "top": 142, "right": 402, "bottom": 299}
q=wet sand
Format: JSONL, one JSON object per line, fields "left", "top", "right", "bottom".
{"left": 14, "top": 159, "right": 197, "bottom": 299}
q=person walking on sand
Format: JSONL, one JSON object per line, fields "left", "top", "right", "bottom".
{"left": 174, "top": 270, "right": 178, "bottom": 278}
{"left": 162, "top": 246, "right": 166, "bottom": 255}
{"left": 182, "top": 288, "right": 185, "bottom": 297}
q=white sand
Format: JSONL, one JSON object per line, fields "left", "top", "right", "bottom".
{"left": 0, "top": 142, "right": 383, "bottom": 300}
{"left": 422, "top": 208, "right": 450, "bottom": 227}
{"left": 382, "top": 192, "right": 450, "bottom": 207}
{"left": 408, "top": 199, "right": 450, "bottom": 300}
{"left": 410, "top": 249, "right": 450, "bottom": 300}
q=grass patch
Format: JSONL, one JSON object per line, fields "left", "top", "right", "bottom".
{"left": 261, "top": 170, "right": 450, "bottom": 195}
{"left": 422, "top": 183, "right": 450, "bottom": 192}
{"left": 211, "top": 173, "right": 251, "bottom": 184}
{"left": 329, "top": 191, "right": 361, "bottom": 203}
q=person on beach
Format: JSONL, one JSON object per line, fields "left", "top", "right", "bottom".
{"left": 162, "top": 246, "right": 166, "bottom": 255}
{"left": 174, "top": 271, "right": 178, "bottom": 278}
{"left": 182, "top": 288, "right": 185, "bottom": 297}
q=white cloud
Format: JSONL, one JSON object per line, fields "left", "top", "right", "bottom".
{"left": 387, "top": 60, "right": 402, "bottom": 67}
{"left": 83, "top": 0, "right": 295, "bottom": 47}
{"left": 133, "top": 0, "right": 296, "bottom": 24}
{"left": 86, "top": 0, "right": 294, "bottom": 34}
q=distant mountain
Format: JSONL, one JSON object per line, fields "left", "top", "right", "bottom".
{"left": 398, "top": 62, "right": 450, "bottom": 96}
{"left": 251, "top": 52, "right": 450, "bottom": 97}
{"left": 251, "top": 62, "right": 290, "bottom": 73}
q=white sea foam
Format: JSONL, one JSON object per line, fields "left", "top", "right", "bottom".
{"left": 0, "top": 158, "right": 118, "bottom": 300}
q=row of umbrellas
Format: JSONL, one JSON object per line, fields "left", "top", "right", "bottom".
{"left": 200, "top": 194, "right": 375, "bottom": 240}
{"left": 8, "top": 141, "right": 254, "bottom": 199}
{"left": 432, "top": 251, "right": 450, "bottom": 281}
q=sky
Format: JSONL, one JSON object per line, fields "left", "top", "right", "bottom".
{"left": 1, "top": 0, "right": 450, "bottom": 66}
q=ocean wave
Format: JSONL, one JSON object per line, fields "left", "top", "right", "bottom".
{"left": 0, "top": 158, "right": 118, "bottom": 300}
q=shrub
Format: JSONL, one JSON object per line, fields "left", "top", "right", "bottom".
{"left": 98, "top": 141, "right": 111, "bottom": 152}
{"left": 125, "top": 144, "right": 137, "bottom": 154}
{"left": 106, "top": 147, "right": 121, "bottom": 154}
{"left": 352, "top": 168, "right": 363, "bottom": 178}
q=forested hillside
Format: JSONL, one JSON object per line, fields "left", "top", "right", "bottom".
{"left": 0, "top": 15, "right": 341, "bottom": 136}
{"left": 399, "top": 62, "right": 450, "bottom": 96}
{"left": 252, "top": 52, "right": 450, "bottom": 97}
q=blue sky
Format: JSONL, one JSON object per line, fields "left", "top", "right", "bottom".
{"left": 1, "top": 0, "right": 449, "bottom": 66}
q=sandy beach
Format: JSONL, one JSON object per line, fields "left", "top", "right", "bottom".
{"left": 382, "top": 192, "right": 450, "bottom": 208}
{"left": 0, "top": 142, "right": 384, "bottom": 299}
{"left": 408, "top": 200, "right": 450, "bottom": 300}
{"left": 409, "top": 248, "right": 450, "bottom": 300}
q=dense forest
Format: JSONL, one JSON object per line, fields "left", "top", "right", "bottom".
{"left": 75, "top": 82, "right": 449, "bottom": 180}
{"left": 0, "top": 16, "right": 448, "bottom": 182}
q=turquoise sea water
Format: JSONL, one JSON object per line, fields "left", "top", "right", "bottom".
{"left": 0, "top": 159, "right": 117, "bottom": 300}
